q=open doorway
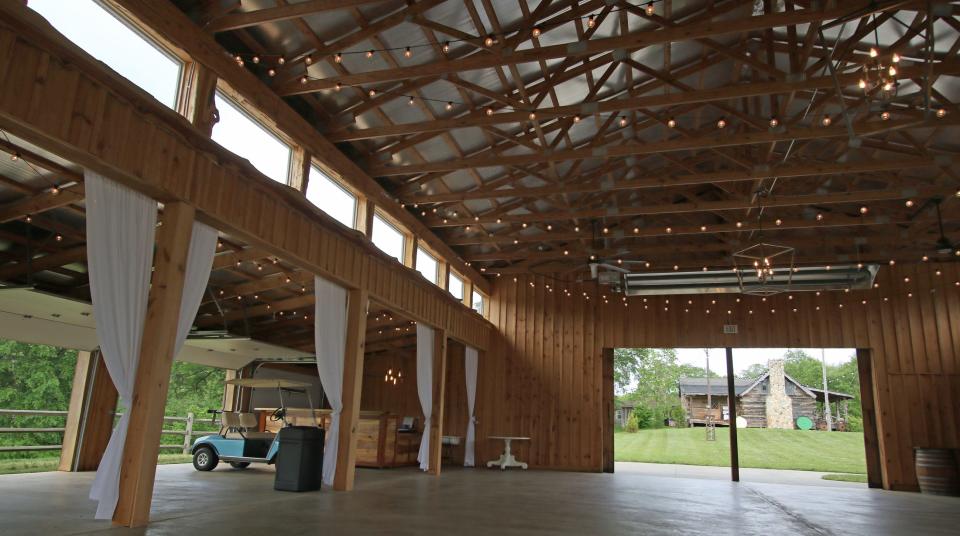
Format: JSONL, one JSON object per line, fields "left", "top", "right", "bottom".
{"left": 612, "top": 347, "right": 869, "bottom": 487}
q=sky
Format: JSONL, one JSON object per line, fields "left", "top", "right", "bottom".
{"left": 674, "top": 348, "right": 856, "bottom": 375}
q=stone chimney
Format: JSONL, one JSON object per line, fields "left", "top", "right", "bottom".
{"left": 765, "top": 358, "right": 794, "bottom": 429}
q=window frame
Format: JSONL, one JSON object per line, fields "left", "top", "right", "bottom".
{"left": 211, "top": 88, "right": 294, "bottom": 185}
{"left": 306, "top": 163, "right": 358, "bottom": 229}
{"left": 471, "top": 290, "right": 486, "bottom": 315}
{"left": 416, "top": 246, "right": 439, "bottom": 285}
{"left": 32, "top": 0, "right": 187, "bottom": 109}
{"left": 448, "top": 271, "right": 465, "bottom": 300}
{"left": 371, "top": 211, "right": 407, "bottom": 263}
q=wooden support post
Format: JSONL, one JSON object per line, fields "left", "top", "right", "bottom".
{"left": 725, "top": 347, "right": 739, "bottom": 483}
{"left": 75, "top": 351, "right": 119, "bottom": 472}
{"left": 334, "top": 287, "right": 369, "bottom": 491}
{"left": 438, "top": 262, "right": 450, "bottom": 292}
{"left": 177, "top": 62, "right": 218, "bottom": 136}
{"left": 356, "top": 199, "right": 375, "bottom": 239}
{"left": 428, "top": 329, "right": 448, "bottom": 475}
{"left": 601, "top": 348, "right": 615, "bottom": 473}
{"left": 290, "top": 147, "right": 311, "bottom": 192}
{"left": 112, "top": 202, "right": 196, "bottom": 528}
{"left": 59, "top": 351, "right": 93, "bottom": 471}
{"left": 463, "top": 280, "right": 473, "bottom": 308}
{"left": 856, "top": 349, "right": 884, "bottom": 489}
{"left": 404, "top": 235, "right": 418, "bottom": 269}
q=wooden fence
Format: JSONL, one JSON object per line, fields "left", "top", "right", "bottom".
{"left": 0, "top": 409, "right": 219, "bottom": 455}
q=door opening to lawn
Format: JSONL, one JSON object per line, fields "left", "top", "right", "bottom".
{"left": 613, "top": 348, "right": 868, "bottom": 485}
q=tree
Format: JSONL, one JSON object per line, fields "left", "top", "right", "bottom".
{"left": 0, "top": 340, "right": 77, "bottom": 459}
{"left": 613, "top": 347, "right": 650, "bottom": 395}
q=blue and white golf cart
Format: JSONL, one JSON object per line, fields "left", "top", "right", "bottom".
{"left": 190, "top": 378, "right": 318, "bottom": 471}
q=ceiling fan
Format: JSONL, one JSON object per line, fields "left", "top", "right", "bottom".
{"left": 574, "top": 220, "right": 646, "bottom": 284}
{"left": 934, "top": 201, "right": 957, "bottom": 256}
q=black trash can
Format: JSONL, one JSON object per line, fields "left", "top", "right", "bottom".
{"left": 274, "top": 426, "right": 325, "bottom": 492}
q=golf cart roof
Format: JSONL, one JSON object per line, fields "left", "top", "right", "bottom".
{"left": 225, "top": 378, "right": 311, "bottom": 389}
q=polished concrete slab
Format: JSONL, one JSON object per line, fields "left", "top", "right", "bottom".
{"left": 1, "top": 464, "right": 957, "bottom": 535}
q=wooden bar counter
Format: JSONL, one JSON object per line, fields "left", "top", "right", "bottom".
{"left": 258, "top": 408, "right": 421, "bottom": 468}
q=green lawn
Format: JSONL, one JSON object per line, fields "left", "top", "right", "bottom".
{"left": 615, "top": 428, "right": 867, "bottom": 474}
{"left": 0, "top": 453, "right": 193, "bottom": 476}
{"left": 822, "top": 473, "right": 868, "bottom": 483}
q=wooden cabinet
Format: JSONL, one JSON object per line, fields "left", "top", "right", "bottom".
{"left": 257, "top": 408, "right": 420, "bottom": 468}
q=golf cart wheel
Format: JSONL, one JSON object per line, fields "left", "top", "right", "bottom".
{"left": 229, "top": 461, "right": 250, "bottom": 469}
{"left": 193, "top": 446, "right": 219, "bottom": 471}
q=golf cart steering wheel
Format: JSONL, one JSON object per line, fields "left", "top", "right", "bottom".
{"left": 269, "top": 407, "right": 286, "bottom": 422}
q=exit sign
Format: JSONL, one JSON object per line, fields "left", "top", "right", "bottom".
{"left": 723, "top": 324, "right": 738, "bottom": 334}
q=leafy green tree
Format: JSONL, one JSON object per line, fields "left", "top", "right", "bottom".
{"left": 0, "top": 340, "right": 77, "bottom": 459}
{"left": 0, "top": 339, "right": 227, "bottom": 460}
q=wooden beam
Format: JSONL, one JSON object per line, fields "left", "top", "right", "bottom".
{"left": 425, "top": 185, "right": 954, "bottom": 228}
{"left": 0, "top": 185, "right": 84, "bottom": 224}
{"left": 856, "top": 348, "right": 885, "bottom": 489}
{"left": 281, "top": 1, "right": 900, "bottom": 94}
{"left": 205, "top": 0, "right": 387, "bottom": 32}
{"left": 368, "top": 118, "right": 951, "bottom": 175}
{"left": 0, "top": 2, "right": 491, "bottom": 351}
{"left": 725, "top": 348, "right": 739, "bottom": 483}
{"left": 109, "top": 0, "right": 489, "bottom": 294}
{"left": 334, "top": 287, "right": 369, "bottom": 491}
{"left": 75, "top": 352, "right": 118, "bottom": 472}
{"left": 404, "top": 157, "right": 942, "bottom": 204}
{"left": 0, "top": 245, "right": 86, "bottom": 281}
{"left": 58, "top": 350, "right": 92, "bottom": 472}
{"left": 427, "top": 328, "right": 448, "bottom": 475}
{"left": 113, "top": 202, "right": 195, "bottom": 527}
{"left": 327, "top": 63, "right": 958, "bottom": 141}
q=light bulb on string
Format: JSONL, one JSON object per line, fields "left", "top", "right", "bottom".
{"left": 587, "top": 15, "right": 596, "bottom": 28}
{"left": 404, "top": 47, "right": 413, "bottom": 58}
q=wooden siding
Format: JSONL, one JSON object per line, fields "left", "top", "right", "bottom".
{"left": 479, "top": 265, "right": 960, "bottom": 491}
{"left": 739, "top": 391, "right": 767, "bottom": 428}
{"left": 0, "top": 7, "right": 490, "bottom": 351}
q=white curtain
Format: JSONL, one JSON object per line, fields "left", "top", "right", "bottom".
{"left": 86, "top": 171, "right": 157, "bottom": 519}
{"left": 313, "top": 277, "right": 348, "bottom": 486}
{"left": 175, "top": 222, "right": 218, "bottom": 354}
{"left": 464, "top": 346, "right": 478, "bottom": 467}
{"left": 415, "top": 323, "right": 434, "bottom": 471}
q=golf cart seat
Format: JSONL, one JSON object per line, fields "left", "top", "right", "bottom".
{"left": 238, "top": 412, "right": 275, "bottom": 439}
{"left": 220, "top": 412, "right": 274, "bottom": 440}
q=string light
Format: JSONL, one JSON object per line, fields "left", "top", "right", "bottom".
{"left": 667, "top": 118, "right": 676, "bottom": 128}
{"left": 587, "top": 15, "right": 596, "bottom": 28}
{"left": 821, "top": 116, "right": 832, "bottom": 126}
{"left": 404, "top": 47, "right": 413, "bottom": 58}
{"left": 716, "top": 118, "right": 727, "bottom": 129}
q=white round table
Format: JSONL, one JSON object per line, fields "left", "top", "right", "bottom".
{"left": 486, "top": 436, "right": 530, "bottom": 470}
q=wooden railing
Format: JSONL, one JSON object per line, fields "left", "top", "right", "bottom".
{"left": 0, "top": 409, "right": 219, "bottom": 455}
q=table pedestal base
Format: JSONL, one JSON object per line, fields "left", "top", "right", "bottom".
{"left": 486, "top": 438, "right": 528, "bottom": 470}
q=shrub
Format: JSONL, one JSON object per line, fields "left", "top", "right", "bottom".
{"left": 624, "top": 411, "right": 640, "bottom": 433}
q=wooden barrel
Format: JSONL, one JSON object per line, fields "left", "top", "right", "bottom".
{"left": 915, "top": 448, "right": 960, "bottom": 496}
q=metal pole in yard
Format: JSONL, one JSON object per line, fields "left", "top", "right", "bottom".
{"left": 821, "top": 349, "right": 832, "bottom": 432}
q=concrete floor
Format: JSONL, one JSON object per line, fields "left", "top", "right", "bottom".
{"left": 616, "top": 461, "right": 864, "bottom": 487}
{"left": 1, "top": 464, "right": 958, "bottom": 535}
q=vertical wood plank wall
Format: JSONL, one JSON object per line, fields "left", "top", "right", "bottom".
{"left": 478, "top": 264, "right": 960, "bottom": 491}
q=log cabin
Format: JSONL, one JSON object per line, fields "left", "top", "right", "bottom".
{"left": 0, "top": 0, "right": 959, "bottom": 533}
{"left": 678, "top": 359, "right": 853, "bottom": 429}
